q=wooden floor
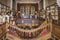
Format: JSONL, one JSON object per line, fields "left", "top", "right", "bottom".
{"left": 6, "top": 32, "right": 51, "bottom": 40}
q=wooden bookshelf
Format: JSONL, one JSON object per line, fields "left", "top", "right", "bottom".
{"left": 0, "top": 23, "right": 6, "bottom": 39}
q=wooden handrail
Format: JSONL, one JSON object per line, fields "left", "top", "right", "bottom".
{"left": 53, "top": 23, "right": 60, "bottom": 28}
{"left": 8, "top": 20, "right": 52, "bottom": 39}
{"left": 9, "top": 20, "right": 49, "bottom": 32}
{"left": 52, "top": 32, "right": 60, "bottom": 39}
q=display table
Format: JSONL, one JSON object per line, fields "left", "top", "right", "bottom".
{"left": 16, "top": 18, "right": 39, "bottom": 28}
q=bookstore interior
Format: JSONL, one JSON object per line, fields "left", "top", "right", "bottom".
{"left": 0, "top": 0, "right": 60, "bottom": 40}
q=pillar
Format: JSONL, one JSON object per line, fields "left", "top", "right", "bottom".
{"left": 43, "top": 0, "right": 47, "bottom": 20}
{"left": 57, "top": 0, "right": 60, "bottom": 7}
{"left": 43, "top": 0, "right": 46, "bottom": 10}
{"left": 10, "top": 0, "right": 13, "bottom": 10}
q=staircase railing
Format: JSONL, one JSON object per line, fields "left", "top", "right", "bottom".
{"left": 8, "top": 20, "right": 52, "bottom": 38}
{"left": 9, "top": 20, "right": 49, "bottom": 32}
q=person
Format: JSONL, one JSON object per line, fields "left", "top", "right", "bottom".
{"left": 18, "top": 11, "right": 21, "bottom": 18}
{"left": 5, "top": 12, "right": 10, "bottom": 23}
{"left": 35, "top": 11, "right": 38, "bottom": 19}
{"left": 2, "top": 12, "right": 7, "bottom": 23}
{"left": 48, "top": 13, "right": 52, "bottom": 22}
{"left": 12, "top": 20, "right": 15, "bottom": 25}
{"left": 30, "top": 13, "right": 32, "bottom": 18}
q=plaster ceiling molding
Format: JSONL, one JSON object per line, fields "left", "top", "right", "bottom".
{"left": 17, "top": 0, "right": 39, "bottom": 1}
{"left": 16, "top": 0, "right": 40, "bottom": 3}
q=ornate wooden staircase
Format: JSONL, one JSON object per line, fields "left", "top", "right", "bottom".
{"left": 6, "top": 20, "right": 52, "bottom": 40}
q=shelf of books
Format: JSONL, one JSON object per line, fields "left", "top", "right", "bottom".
{"left": 46, "top": 3, "right": 59, "bottom": 24}
{"left": 0, "top": 3, "right": 10, "bottom": 40}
